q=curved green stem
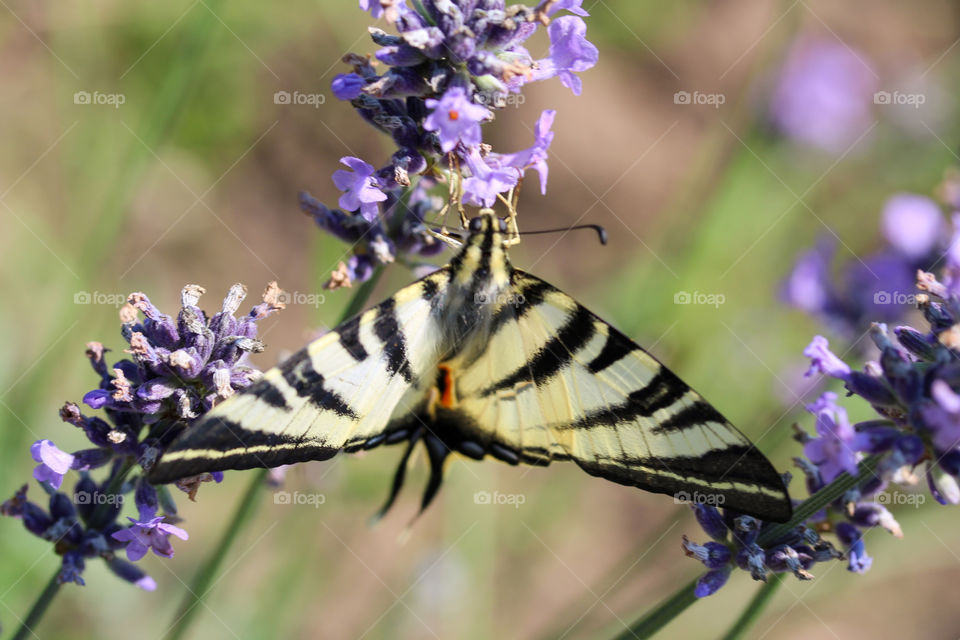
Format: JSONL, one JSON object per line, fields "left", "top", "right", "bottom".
{"left": 165, "top": 467, "right": 268, "bottom": 640}
{"left": 612, "top": 577, "right": 699, "bottom": 640}
{"left": 11, "top": 571, "right": 61, "bottom": 640}
{"left": 164, "top": 268, "right": 384, "bottom": 640}
{"left": 721, "top": 575, "right": 782, "bottom": 640}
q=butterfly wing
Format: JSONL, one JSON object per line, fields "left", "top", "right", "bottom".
{"left": 147, "top": 270, "right": 449, "bottom": 484}
{"left": 444, "top": 271, "right": 792, "bottom": 522}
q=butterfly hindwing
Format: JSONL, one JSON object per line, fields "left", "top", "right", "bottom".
{"left": 446, "top": 271, "right": 791, "bottom": 521}
{"left": 147, "top": 270, "right": 450, "bottom": 484}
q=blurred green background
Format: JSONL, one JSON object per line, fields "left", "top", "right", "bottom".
{"left": 1, "top": 1, "right": 959, "bottom": 638}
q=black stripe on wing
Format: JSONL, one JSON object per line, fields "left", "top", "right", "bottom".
{"left": 479, "top": 304, "right": 595, "bottom": 397}
{"left": 573, "top": 448, "right": 792, "bottom": 522}
{"left": 146, "top": 418, "right": 339, "bottom": 484}
{"left": 558, "top": 367, "right": 690, "bottom": 430}
{"left": 280, "top": 349, "right": 359, "bottom": 419}
{"left": 374, "top": 297, "right": 417, "bottom": 384}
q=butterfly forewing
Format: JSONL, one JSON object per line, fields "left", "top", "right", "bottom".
{"left": 147, "top": 271, "right": 449, "bottom": 484}
{"left": 450, "top": 271, "right": 791, "bottom": 522}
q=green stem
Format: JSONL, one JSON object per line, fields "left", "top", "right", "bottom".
{"left": 165, "top": 268, "right": 384, "bottom": 640}
{"left": 612, "top": 577, "right": 699, "bottom": 640}
{"left": 721, "top": 575, "right": 782, "bottom": 640}
{"left": 11, "top": 571, "right": 61, "bottom": 640}
{"left": 612, "top": 453, "right": 884, "bottom": 639}
{"left": 166, "top": 467, "right": 268, "bottom": 640}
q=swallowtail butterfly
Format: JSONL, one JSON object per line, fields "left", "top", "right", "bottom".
{"left": 149, "top": 212, "right": 792, "bottom": 522}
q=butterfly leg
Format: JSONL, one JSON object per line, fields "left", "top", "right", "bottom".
{"left": 418, "top": 432, "right": 453, "bottom": 516}
{"left": 370, "top": 429, "right": 422, "bottom": 524}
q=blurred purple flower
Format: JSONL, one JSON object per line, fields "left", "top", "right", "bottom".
{"left": 769, "top": 38, "right": 877, "bottom": 154}
{"left": 31, "top": 440, "right": 74, "bottom": 490}
{"left": 780, "top": 237, "right": 838, "bottom": 315}
{"left": 803, "top": 335, "right": 851, "bottom": 381}
{"left": 424, "top": 87, "right": 489, "bottom": 153}
{"left": 333, "top": 157, "right": 388, "bottom": 222}
{"left": 359, "top": 0, "right": 384, "bottom": 19}
{"left": 882, "top": 193, "right": 944, "bottom": 259}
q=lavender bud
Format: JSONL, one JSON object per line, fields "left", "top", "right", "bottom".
{"left": 895, "top": 325, "right": 939, "bottom": 360}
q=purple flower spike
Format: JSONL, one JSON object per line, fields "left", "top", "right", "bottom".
{"left": 332, "top": 156, "right": 388, "bottom": 222}
{"left": 30, "top": 440, "right": 75, "bottom": 490}
{"left": 804, "top": 392, "right": 861, "bottom": 483}
{"left": 112, "top": 509, "right": 189, "bottom": 562}
{"left": 423, "top": 87, "right": 489, "bottom": 153}
{"left": 803, "top": 336, "right": 851, "bottom": 381}
{"left": 882, "top": 193, "right": 943, "bottom": 259}
{"left": 534, "top": 16, "right": 599, "bottom": 96}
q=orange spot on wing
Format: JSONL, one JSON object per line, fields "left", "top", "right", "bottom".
{"left": 437, "top": 364, "right": 456, "bottom": 408}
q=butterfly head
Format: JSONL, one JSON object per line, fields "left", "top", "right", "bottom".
{"left": 444, "top": 210, "right": 515, "bottom": 314}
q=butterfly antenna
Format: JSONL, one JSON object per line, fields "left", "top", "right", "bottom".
{"left": 517, "top": 224, "right": 608, "bottom": 245}
{"left": 369, "top": 432, "right": 421, "bottom": 527}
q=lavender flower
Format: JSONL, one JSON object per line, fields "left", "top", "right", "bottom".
{"left": 3, "top": 283, "right": 284, "bottom": 589}
{"left": 305, "top": 0, "right": 597, "bottom": 286}
{"left": 332, "top": 156, "right": 388, "bottom": 222}
{"left": 31, "top": 440, "right": 75, "bottom": 490}
{"left": 686, "top": 198, "right": 960, "bottom": 595}
{"left": 112, "top": 508, "right": 189, "bottom": 561}
{"left": 531, "top": 16, "right": 599, "bottom": 96}
{"left": 423, "top": 87, "right": 489, "bottom": 152}
{"left": 803, "top": 392, "right": 861, "bottom": 482}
